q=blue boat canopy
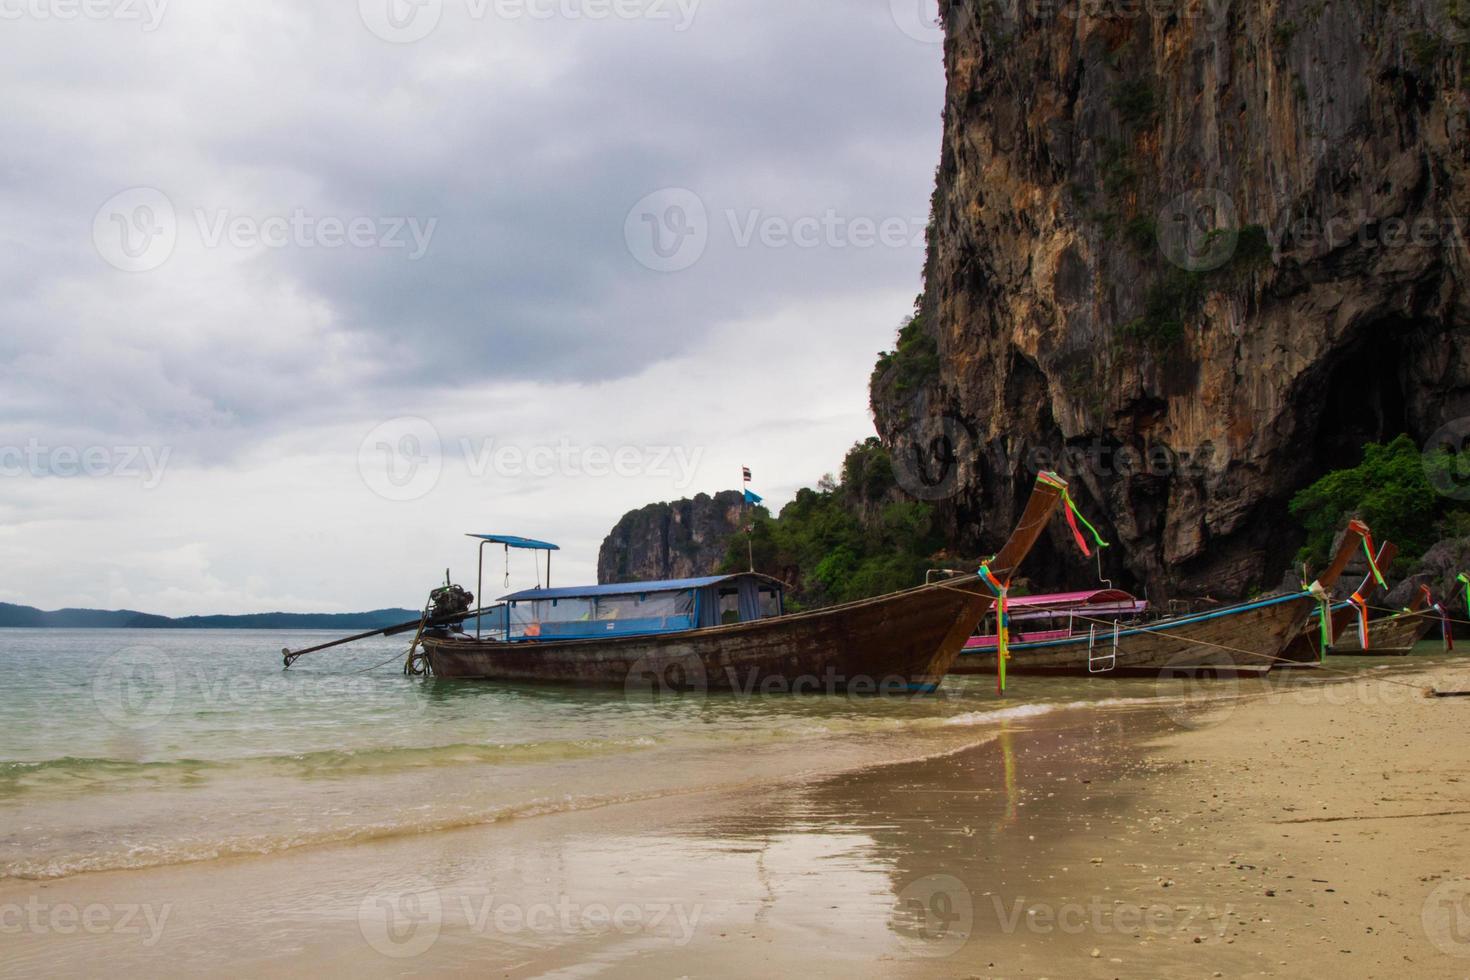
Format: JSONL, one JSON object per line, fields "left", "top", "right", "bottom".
{"left": 492, "top": 572, "right": 786, "bottom": 642}
{"left": 502, "top": 574, "right": 778, "bottom": 603}
{"left": 466, "top": 534, "right": 561, "bottom": 551}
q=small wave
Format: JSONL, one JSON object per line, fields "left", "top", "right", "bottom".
{"left": 0, "top": 736, "right": 668, "bottom": 796}
{"left": 942, "top": 696, "right": 1156, "bottom": 727}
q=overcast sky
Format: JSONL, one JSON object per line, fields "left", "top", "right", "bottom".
{"left": 0, "top": 0, "right": 947, "bottom": 614}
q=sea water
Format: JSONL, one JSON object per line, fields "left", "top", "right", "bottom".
{"left": 1, "top": 628, "right": 1461, "bottom": 881}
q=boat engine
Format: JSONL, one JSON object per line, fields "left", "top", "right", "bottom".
{"left": 430, "top": 582, "right": 474, "bottom": 627}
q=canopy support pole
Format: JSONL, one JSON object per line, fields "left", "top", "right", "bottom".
{"left": 477, "top": 539, "right": 489, "bottom": 640}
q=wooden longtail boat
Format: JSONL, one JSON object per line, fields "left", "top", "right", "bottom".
{"left": 1327, "top": 565, "right": 1439, "bottom": 655}
{"left": 954, "top": 589, "right": 1148, "bottom": 668}
{"left": 1329, "top": 606, "right": 1437, "bottom": 656}
{"left": 1279, "top": 541, "right": 1437, "bottom": 658}
{"left": 951, "top": 521, "right": 1370, "bottom": 676}
{"left": 419, "top": 472, "right": 1068, "bottom": 692}
{"left": 1278, "top": 541, "right": 1397, "bottom": 662}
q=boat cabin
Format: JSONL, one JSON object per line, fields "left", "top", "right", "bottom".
{"left": 967, "top": 589, "right": 1147, "bottom": 651}
{"left": 490, "top": 573, "right": 786, "bottom": 642}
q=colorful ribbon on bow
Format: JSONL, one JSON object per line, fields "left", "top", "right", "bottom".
{"left": 1349, "top": 590, "right": 1371, "bottom": 651}
{"left": 1037, "top": 472, "right": 1109, "bottom": 557}
{"left": 1360, "top": 532, "right": 1389, "bottom": 591}
{"left": 1435, "top": 603, "right": 1454, "bottom": 653}
{"left": 1306, "top": 579, "right": 1332, "bottom": 661}
{"left": 1418, "top": 584, "right": 1435, "bottom": 613}
{"left": 978, "top": 563, "right": 1010, "bottom": 695}
{"left": 1458, "top": 572, "right": 1470, "bottom": 617}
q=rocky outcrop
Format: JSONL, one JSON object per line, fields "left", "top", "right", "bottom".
{"left": 872, "top": 0, "right": 1470, "bottom": 601}
{"left": 597, "top": 491, "right": 746, "bottom": 583}
{"left": 1386, "top": 535, "right": 1470, "bottom": 609}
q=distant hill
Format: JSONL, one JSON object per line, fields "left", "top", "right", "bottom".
{"left": 0, "top": 603, "right": 420, "bottom": 630}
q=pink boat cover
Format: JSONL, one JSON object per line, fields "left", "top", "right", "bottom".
{"left": 964, "top": 589, "right": 1147, "bottom": 651}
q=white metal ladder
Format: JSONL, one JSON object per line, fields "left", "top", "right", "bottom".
{"left": 1088, "top": 621, "right": 1119, "bottom": 673}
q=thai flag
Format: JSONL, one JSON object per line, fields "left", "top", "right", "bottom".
{"left": 742, "top": 466, "right": 752, "bottom": 482}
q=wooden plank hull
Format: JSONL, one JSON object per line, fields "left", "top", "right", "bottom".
{"left": 423, "top": 577, "right": 995, "bottom": 692}
{"left": 1328, "top": 610, "right": 1437, "bottom": 656}
{"left": 1279, "top": 604, "right": 1354, "bottom": 664}
{"left": 951, "top": 592, "right": 1315, "bottom": 675}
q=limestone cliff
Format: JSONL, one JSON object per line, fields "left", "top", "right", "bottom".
{"left": 597, "top": 491, "right": 745, "bottom": 583}
{"left": 873, "top": 0, "right": 1470, "bottom": 600}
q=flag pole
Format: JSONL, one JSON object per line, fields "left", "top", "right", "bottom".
{"left": 743, "top": 464, "right": 754, "bottom": 573}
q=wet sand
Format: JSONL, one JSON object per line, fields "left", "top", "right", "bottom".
{"left": 3, "top": 663, "right": 1469, "bottom": 978}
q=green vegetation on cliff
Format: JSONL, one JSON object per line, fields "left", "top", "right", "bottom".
{"left": 871, "top": 311, "right": 940, "bottom": 398}
{"left": 1290, "top": 434, "right": 1470, "bottom": 571}
{"left": 720, "top": 439, "right": 944, "bottom": 610}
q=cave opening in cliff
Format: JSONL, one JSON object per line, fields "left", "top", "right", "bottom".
{"left": 1312, "top": 318, "right": 1417, "bottom": 473}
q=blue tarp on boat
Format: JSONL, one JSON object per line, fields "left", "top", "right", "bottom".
{"left": 467, "top": 534, "right": 561, "bottom": 551}
{"left": 501, "top": 575, "right": 759, "bottom": 603}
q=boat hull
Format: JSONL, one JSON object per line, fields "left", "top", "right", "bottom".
{"left": 1279, "top": 604, "right": 1354, "bottom": 664}
{"left": 1328, "top": 610, "right": 1437, "bottom": 656}
{"left": 951, "top": 592, "right": 1315, "bottom": 675}
{"left": 423, "top": 577, "right": 995, "bottom": 692}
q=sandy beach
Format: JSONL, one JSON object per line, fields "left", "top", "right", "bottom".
{"left": 4, "top": 659, "right": 1469, "bottom": 978}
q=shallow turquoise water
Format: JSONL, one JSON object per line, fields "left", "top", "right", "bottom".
{"left": 1, "top": 628, "right": 1463, "bottom": 880}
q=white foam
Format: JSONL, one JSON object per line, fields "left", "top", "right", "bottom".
{"left": 942, "top": 697, "right": 1152, "bottom": 727}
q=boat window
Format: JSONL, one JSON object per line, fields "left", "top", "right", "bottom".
{"left": 718, "top": 589, "right": 740, "bottom": 624}
{"left": 545, "top": 598, "right": 593, "bottom": 622}
{"left": 595, "top": 595, "right": 640, "bottom": 620}
{"left": 760, "top": 587, "right": 781, "bottom": 618}
{"left": 593, "top": 590, "right": 695, "bottom": 623}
